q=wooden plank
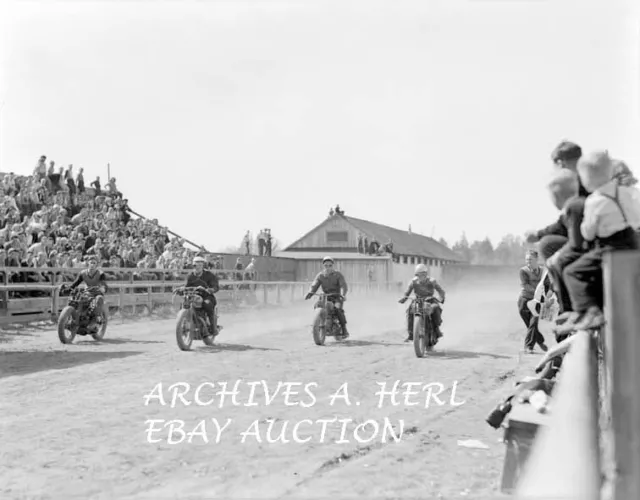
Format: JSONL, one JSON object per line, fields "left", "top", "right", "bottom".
{"left": 7, "top": 298, "right": 51, "bottom": 312}
{"left": 516, "top": 331, "right": 601, "bottom": 500}
{"left": 602, "top": 250, "right": 640, "bottom": 500}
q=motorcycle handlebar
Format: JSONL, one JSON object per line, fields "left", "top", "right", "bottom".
{"left": 313, "top": 292, "right": 344, "bottom": 299}
{"left": 405, "top": 296, "right": 442, "bottom": 303}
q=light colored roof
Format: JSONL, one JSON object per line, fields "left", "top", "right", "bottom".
{"left": 274, "top": 251, "right": 390, "bottom": 260}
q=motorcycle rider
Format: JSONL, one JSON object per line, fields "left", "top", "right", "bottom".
{"left": 184, "top": 255, "right": 221, "bottom": 338}
{"left": 398, "top": 263, "right": 446, "bottom": 342}
{"left": 304, "top": 256, "right": 350, "bottom": 339}
{"left": 64, "top": 254, "right": 108, "bottom": 329}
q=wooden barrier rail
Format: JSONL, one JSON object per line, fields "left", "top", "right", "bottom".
{"left": 0, "top": 279, "right": 402, "bottom": 326}
{"left": 515, "top": 250, "right": 640, "bottom": 500}
{"left": 516, "top": 331, "right": 601, "bottom": 499}
{"left": 0, "top": 266, "right": 265, "bottom": 281}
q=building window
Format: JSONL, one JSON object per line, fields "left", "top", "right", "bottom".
{"left": 403, "top": 255, "right": 408, "bottom": 264}
{"left": 410, "top": 256, "right": 414, "bottom": 264}
{"left": 326, "top": 230, "right": 349, "bottom": 243}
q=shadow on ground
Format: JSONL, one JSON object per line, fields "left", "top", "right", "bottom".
{"left": 326, "top": 339, "right": 406, "bottom": 348}
{"left": 75, "top": 338, "right": 164, "bottom": 346}
{"left": 0, "top": 331, "right": 37, "bottom": 344}
{"left": 194, "top": 343, "right": 282, "bottom": 353}
{"left": 0, "top": 350, "right": 143, "bottom": 379}
{"left": 423, "top": 349, "right": 513, "bottom": 360}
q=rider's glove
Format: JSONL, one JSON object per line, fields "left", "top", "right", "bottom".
{"left": 398, "top": 296, "right": 408, "bottom": 304}
{"left": 304, "top": 292, "right": 313, "bottom": 300}
{"left": 196, "top": 286, "right": 207, "bottom": 294}
{"left": 440, "top": 297, "right": 445, "bottom": 304}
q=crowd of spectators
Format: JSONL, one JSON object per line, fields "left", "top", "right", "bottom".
{"left": 1, "top": 155, "right": 279, "bottom": 302}
{"left": 1, "top": 155, "right": 208, "bottom": 296}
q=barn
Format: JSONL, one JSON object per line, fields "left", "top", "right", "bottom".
{"left": 277, "top": 213, "right": 465, "bottom": 285}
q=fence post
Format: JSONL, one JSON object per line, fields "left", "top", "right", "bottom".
{"left": 602, "top": 250, "right": 640, "bottom": 500}
{"left": 51, "top": 285, "right": 59, "bottom": 321}
{"left": 263, "top": 283, "right": 268, "bottom": 305}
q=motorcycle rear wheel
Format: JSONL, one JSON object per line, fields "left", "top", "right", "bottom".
{"left": 91, "top": 302, "right": 109, "bottom": 341}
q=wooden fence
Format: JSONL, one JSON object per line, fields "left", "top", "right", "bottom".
{"left": 0, "top": 266, "right": 402, "bottom": 326}
{"left": 515, "top": 250, "right": 640, "bottom": 500}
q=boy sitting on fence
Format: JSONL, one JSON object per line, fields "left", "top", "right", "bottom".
{"left": 556, "top": 150, "right": 640, "bottom": 333}
{"left": 543, "top": 170, "right": 587, "bottom": 319}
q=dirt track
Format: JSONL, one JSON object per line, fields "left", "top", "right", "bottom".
{"left": 0, "top": 283, "right": 540, "bottom": 499}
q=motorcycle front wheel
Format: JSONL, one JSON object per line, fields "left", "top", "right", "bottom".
{"left": 312, "top": 309, "right": 326, "bottom": 346}
{"left": 176, "top": 309, "right": 194, "bottom": 351}
{"left": 413, "top": 315, "right": 426, "bottom": 358}
{"left": 57, "top": 306, "right": 77, "bottom": 344}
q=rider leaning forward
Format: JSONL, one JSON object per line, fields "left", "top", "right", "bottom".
{"left": 304, "top": 256, "right": 350, "bottom": 339}
{"left": 66, "top": 254, "right": 108, "bottom": 326}
{"left": 398, "top": 263, "right": 446, "bottom": 342}
{"left": 184, "top": 256, "right": 221, "bottom": 338}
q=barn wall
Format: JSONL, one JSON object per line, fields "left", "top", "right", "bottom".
{"left": 293, "top": 258, "right": 391, "bottom": 284}
{"left": 391, "top": 259, "right": 444, "bottom": 285}
{"left": 289, "top": 217, "right": 359, "bottom": 250}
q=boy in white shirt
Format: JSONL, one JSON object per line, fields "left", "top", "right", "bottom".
{"left": 559, "top": 151, "right": 640, "bottom": 332}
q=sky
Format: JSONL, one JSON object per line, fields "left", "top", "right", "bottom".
{"left": 0, "top": 0, "right": 638, "bottom": 251}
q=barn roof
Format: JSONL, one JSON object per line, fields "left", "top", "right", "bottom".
{"left": 343, "top": 215, "right": 465, "bottom": 262}
{"left": 284, "top": 214, "right": 465, "bottom": 262}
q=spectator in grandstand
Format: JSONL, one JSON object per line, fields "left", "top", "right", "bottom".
{"left": 76, "top": 167, "right": 85, "bottom": 194}
{"left": 90, "top": 176, "right": 101, "bottom": 196}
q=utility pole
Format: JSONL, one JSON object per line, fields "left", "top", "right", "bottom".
{"left": 107, "top": 163, "right": 111, "bottom": 180}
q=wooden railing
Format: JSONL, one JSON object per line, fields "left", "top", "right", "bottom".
{"left": 0, "top": 267, "right": 402, "bottom": 326}
{"left": 516, "top": 250, "right": 640, "bottom": 500}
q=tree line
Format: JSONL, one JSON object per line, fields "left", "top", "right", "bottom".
{"left": 438, "top": 233, "right": 530, "bottom": 266}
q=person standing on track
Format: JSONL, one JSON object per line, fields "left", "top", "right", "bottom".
{"left": 518, "top": 250, "right": 548, "bottom": 354}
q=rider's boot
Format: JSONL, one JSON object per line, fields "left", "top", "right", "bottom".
{"left": 405, "top": 331, "right": 413, "bottom": 342}
{"left": 432, "top": 326, "right": 443, "bottom": 344}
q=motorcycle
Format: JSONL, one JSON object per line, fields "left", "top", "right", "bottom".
{"left": 57, "top": 284, "right": 109, "bottom": 344}
{"left": 311, "top": 292, "right": 346, "bottom": 345}
{"left": 173, "top": 286, "right": 220, "bottom": 351}
{"left": 407, "top": 296, "right": 442, "bottom": 358}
